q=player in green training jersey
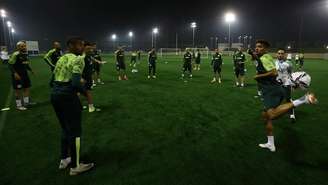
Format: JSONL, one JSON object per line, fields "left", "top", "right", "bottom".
{"left": 44, "top": 41, "right": 62, "bottom": 72}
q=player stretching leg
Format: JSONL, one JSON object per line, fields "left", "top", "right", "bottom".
{"left": 51, "top": 37, "right": 94, "bottom": 175}
{"left": 148, "top": 48, "right": 157, "bottom": 79}
{"left": 9, "top": 41, "right": 36, "bottom": 110}
{"left": 275, "top": 49, "right": 296, "bottom": 122}
{"left": 248, "top": 40, "right": 318, "bottom": 152}
{"left": 233, "top": 48, "right": 246, "bottom": 87}
{"left": 181, "top": 49, "right": 193, "bottom": 80}
{"left": 211, "top": 49, "right": 223, "bottom": 84}
{"left": 115, "top": 47, "right": 128, "bottom": 80}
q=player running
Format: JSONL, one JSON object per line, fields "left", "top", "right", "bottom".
{"left": 275, "top": 49, "right": 296, "bottom": 122}
{"left": 248, "top": 40, "right": 318, "bottom": 152}
{"left": 44, "top": 41, "right": 62, "bottom": 72}
{"left": 8, "top": 41, "right": 36, "bottom": 111}
{"left": 211, "top": 49, "right": 223, "bottom": 84}
{"left": 148, "top": 48, "right": 157, "bottom": 79}
{"left": 194, "top": 49, "right": 201, "bottom": 71}
{"left": 51, "top": 37, "right": 94, "bottom": 176}
{"left": 92, "top": 43, "right": 104, "bottom": 86}
{"left": 82, "top": 42, "right": 101, "bottom": 113}
{"left": 181, "top": 49, "right": 193, "bottom": 79}
{"left": 233, "top": 48, "right": 246, "bottom": 87}
{"left": 115, "top": 47, "right": 128, "bottom": 80}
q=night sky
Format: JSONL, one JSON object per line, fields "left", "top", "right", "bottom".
{"left": 1, "top": 0, "right": 328, "bottom": 50}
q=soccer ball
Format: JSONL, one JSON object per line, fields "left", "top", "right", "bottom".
{"left": 291, "top": 71, "right": 311, "bottom": 90}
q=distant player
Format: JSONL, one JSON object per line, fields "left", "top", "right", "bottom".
{"left": 297, "top": 53, "right": 305, "bottom": 71}
{"left": 115, "top": 47, "right": 128, "bottom": 80}
{"left": 137, "top": 50, "right": 142, "bottom": 61}
{"left": 233, "top": 48, "right": 246, "bottom": 87}
{"left": 130, "top": 51, "right": 138, "bottom": 73}
{"left": 181, "top": 49, "right": 193, "bottom": 79}
{"left": 92, "top": 43, "right": 104, "bottom": 85}
{"left": 248, "top": 40, "right": 317, "bottom": 152}
{"left": 44, "top": 41, "right": 62, "bottom": 72}
{"left": 148, "top": 48, "right": 157, "bottom": 79}
{"left": 211, "top": 49, "right": 223, "bottom": 83}
{"left": 8, "top": 41, "right": 36, "bottom": 111}
{"left": 51, "top": 37, "right": 94, "bottom": 175}
{"left": 82, "top": 42, "right": 101, "bottom": 113}
{"left": 0, "top": 47, "right": 9, "bottom": 64}
{"left": 194, "top": 49, "right": 201, "bottom": 70}
{"left": 275, "top": 49, "right": 296, "bottom": 122}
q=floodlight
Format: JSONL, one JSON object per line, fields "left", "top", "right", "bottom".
{"left": 7, "top": 21, "right": 12, "bottom": 27}
{"left": 153, "top": 27, "right": 159, "bottom": 34}
{"left": 191, "top": 22, "right": 197, "bottom": 28}
{"left": 128, "top": 31, "right": 133, "bottom": 37}
{"left": 0, "top": 9, "right": 6, "bottom": 18}
{"left": 111, "top": 34, "right": 117, "bottom": 40}
{"left": 225, "top": 12, "right": 236, "bottom": 23}
{"left": 11, "top": 28, "right": 15, "bottom": 33}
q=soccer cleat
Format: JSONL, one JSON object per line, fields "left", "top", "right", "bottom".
{"left": 147, "top": 75, "right": 151, "bottom": 79}
{"left": 235, "top": 82, "right": 240, "bottom": 87}
{"left": 290, "top": 114, "right": 296, "bottom": 123}
{"left": 259, "top": 143, "right": 276, "bottom": 152}
{"left": 16, "top": 106, "right": 27, "bottom": 111}
{"left": 69, "top": 163, "right": 94, "bottom": 176}
{"left": 198, "top": 67, "right": 200, "bottom": 71}
{"left": 123, "top": 76, "right": 128, "bottom": 80}
{"left": 306, "top": 93, "right": 318, "bottom": 104}
{"left": 152, "top": 75, "right": 156, "bottom": 79}
{"left": 89, "top": 107, "right": 101, "bottom": 113}
{"left": 189, "top": 74, "right": 193, "bottom": 78}
{"left": 241, "top": 83, "right": 244, "bottom": 87}
{"left": 118, "top": 76, "right": 122, "bottom": 81}
{"left": 59, "top": 157, "right": 71, "bottom": 170}
{"left": 218, "top": 78, "right": 222, "bottom": 84}
{"left": 211, "top": 78, "right": 216, "bottom": 83}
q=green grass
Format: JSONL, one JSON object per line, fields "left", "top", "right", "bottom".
{"left": 0, "top": 55, "right": 328, "bottom": 185}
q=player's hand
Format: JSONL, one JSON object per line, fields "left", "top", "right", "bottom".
{"left": 80, "top": 78, "right": 86, "bottom": 84}
{"left": 14, "top": 73, "right": 21, "bottom": 80}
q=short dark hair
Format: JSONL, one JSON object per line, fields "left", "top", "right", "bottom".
{"left": 256, "top": 39, "right": 271, "bottom": 48}
{"left": 66, "top": 37, "right": 84, "bottom": 46}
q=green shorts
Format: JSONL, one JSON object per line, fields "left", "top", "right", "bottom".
{"left": 260, "top": 84, "right": 285, "bottom": 111}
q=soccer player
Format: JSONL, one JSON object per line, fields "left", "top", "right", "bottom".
{"left": 298, "top": 53, "right": 305, "bottom": 71}
{"left": 82, "top": 42, "right": 101, "bottom": 113}
{"left": 148, "top": 48, "right": 157, "bottom": 79}
{"left": 51, "top": 37, "right": 94, "bottom": 176}
{"left": 8, "top": 41, "right": 35, "bottom": 111}
{"left": 248, "top": 40, "right": 317, "bottom": 152}
{"left": 44, "top": 41, "right": 62, "bottom": 72}
{"left": 0, "top": 47, "right": 9, "bottom": 64}
{"left": 92, "top": 43, "right": 104, "bottom": 85}
{"left": 181, "top": 49, "right": 193, "bottom": 79}
{"left": 275, "top": 49, "right": 296, "bottom": 122}
{"left": 194, "top": 49, "right": 201, "bottom": 71}
{"left": 137, "top": 50, "right": 142, "bottom": 61}
{"left": 210, "top": 49, "right": 223, "bottom": 83}
{"left": 115, "top": 47, "right": 128, "bottom": 80}
{"left": 130, "top": 50, "right": 138, "bottom": 73}
{"left": 233, "top": 48, "right": 246, "bottom": 87}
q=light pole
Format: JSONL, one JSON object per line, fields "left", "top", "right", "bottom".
{"left": 11, "top": 28, "right": 15, "bottom": 45}
{"left": 7, "top": 21, "right": 12, "bottom": 49}
{"left": 128, "top": 31, "right": 133, "bottom": 49}
{"left": 224, "top": 12, "right": 236, "bottom": 52}
{"left": 1, "top": 9, "right": 7, "bottom": 46}
{"left": 190, "top": 22, "right": 197, "bottom": 48}
{"left": 111, "top": 34, "right": 117, "bottom": 51}
{"left": 152, "top": 27, "right": 159, "bottom": 49}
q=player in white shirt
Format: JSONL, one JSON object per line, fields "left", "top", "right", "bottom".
{"left": 275, "top": 49, "right": 296, "bottom": 122}
{"left": 0, "top": 47, "right": 9, "bottom": 64}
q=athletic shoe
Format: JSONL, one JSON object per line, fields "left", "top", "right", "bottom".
{"left": 241, "top": 84, "right": 245, "bottom": 88}
{"left": 152, "top": 75, "right": 156, "bottom": 79}
{"left": 89, "top": 107, "right": 101, "bottom": 113}
{"left": 16, "top": 106, "right": 27, "bottom": 111}
{"left": 59, "top": 157, "right": 71, "bottom": 170}
{"left": 235, "top": 82, "right": 240, "bottom": 87}
{"left": 147, "top": 75, "right": 151, "bottom": 79}
{"left": 259, "top": 143, "right": 276, "bottom": 152}
{"left": 306, "top": 93, "right": 318, "bottom": 104}
{"left": 211, "top": 78, "right": 216, "bottom": 83}
{"left": 218, "top": 79, "right": 222, "bottom": 84}
{"left": 189, "top": 74, "right": 193, "bottom": 78}
{"left": 197, "top": 67, "right": 200, "bottom": 71}
{"left": 290, "top": 114, "right": 296, "bottom": 123}
{"left": 123, "top": 76, "right": 128, "bottom": 80}
{"left": 69, "top": 163, "right": 94, "bottom": 176}
{"left": 118, "top": 76, "right": 122, "bottom": 81}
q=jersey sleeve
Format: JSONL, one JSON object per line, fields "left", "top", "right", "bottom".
{"left": 44, "top": 49, "right": 56, "bottom": 67}
{"left": 261, "top": 54, "right": 276, "bottom": 72}
{"left": 8, "top": 52, "right": 18, "bottom": 64}
{"left": 72, "top": 55, "right": 85, "bottom": 74}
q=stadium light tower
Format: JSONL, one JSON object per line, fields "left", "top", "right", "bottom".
{"left": 152, "top": 27, "right": 159, "bottom": 49}
{"left": 111, "top": 34, "right": 117, "bottom": 50}
{"left": 190, "top": 22, "right": 197, "bottom": 48}
{"left": 6, "top": 21, "right": 12, "bottom": 49}
{"left": 1, "top": 9, "right": 7, "bottom": 46}
{"left": 224, "top": 12, "right": 236, "bottom": 51}
{"left": 128, "top": 31, "right": 133, "bottom": 49}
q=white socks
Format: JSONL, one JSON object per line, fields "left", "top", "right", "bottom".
{"left": 16, "top": 99, "right": 22, "bottom": 107}
{"left": 88, "top": 104, "right": 94, "bottom": 109}
{"left": 268, "top": 136, "right": 275, "bottom": 146}
{"left": 292, "top": 95, "right": 308, "bottom": 107}
{"left": 23, "top": 97, "right": 29, "bottom": 104}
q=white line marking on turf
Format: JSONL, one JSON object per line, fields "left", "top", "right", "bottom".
{"left": 0, "top": 88, "right": 13, "bottom": 138}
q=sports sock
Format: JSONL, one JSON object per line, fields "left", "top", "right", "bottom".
{"left": 23, "top": 97, "right": 29, "bottom": 104}
{"left": 16, "top": 99, "right": 22, "bottom": 107}
{"left": 268, "top": 136, "right": 274, "bottom": 146}
{"left": 292, "top": 95, "right": 308, "bottom": 107}
{"left": 88, "top": 104, "right": 94, "bottom": 109}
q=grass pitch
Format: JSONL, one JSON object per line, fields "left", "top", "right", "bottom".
{"left": 0, "top": 54, "right": 328, "bottom": 185}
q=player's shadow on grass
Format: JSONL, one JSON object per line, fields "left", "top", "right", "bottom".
{"left": 280, "top": 126, "right": 328, "bottom": 171}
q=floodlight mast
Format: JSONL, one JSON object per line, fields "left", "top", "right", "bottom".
{"left": 111, "top": 34, "right": 117, "bottom": 50}
{"left": 152, "top": 27, "right": 159, "bottom": 49}
{"left": 1, "top": 9, "right": 7, "bottom": 46}
{"left": 224, "top": 12, "right": 236, "bottom": 51}
{"left": 128, "top": 31, "right": 133, "bottom": 49}
{"left": 191, "top": 22, "right": 197, "bottom": 48}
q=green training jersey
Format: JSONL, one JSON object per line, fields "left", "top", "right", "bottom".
{"left": 53, "top": 53, "right": 85, "bottom": 82}
{"left": 44, "top": 48, "right": 62, "bottom": 67}
{"left": 255, "top": 53, "right": 278, "bottom": 86}
{"left": 8, "top": 51, "right": 31, "bottom": 73}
